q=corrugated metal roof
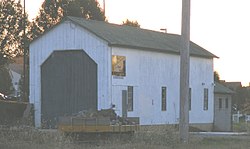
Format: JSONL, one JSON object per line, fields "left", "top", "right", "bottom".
{"left": 67, "top": 16, "right": 218, "bottom": 58}
{"left": 214, "top": 82, "right": 235, "bottom": 94}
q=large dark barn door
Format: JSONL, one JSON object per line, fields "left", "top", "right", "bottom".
{"left": 41, "top": 50, "right": 97, "bottom": 128}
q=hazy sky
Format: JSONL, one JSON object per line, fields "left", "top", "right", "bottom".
{"left": 24, "top": 0, "right": 250, "bottom": 86}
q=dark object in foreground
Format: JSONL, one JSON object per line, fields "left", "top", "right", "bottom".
{"left": 58, "top": 109, "right": 139, "bottom": 134}
{"left": 0, "top": 100, "right": 28, "bottom": 125}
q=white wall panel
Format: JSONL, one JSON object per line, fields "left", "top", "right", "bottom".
{"left": 30, "top": 21, "right": 111, "bottom": 127}
{"left": 112, "top": 47, "right": 214, "bottom": 125}
{"left": 30, "top": 20, "right": 214, "bottom": 127}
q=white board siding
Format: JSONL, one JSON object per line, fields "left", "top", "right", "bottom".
{"left": 111, "top": 47, "right": 214, "bottom": 125}
{"left": 30, "top": 20, "right": 215, "bottom": 127}
{"left": 30, "top": 21, "right": 111, "bottom": 127}
{"left": 189, "top": 57, "right": 214, "bottom": 124}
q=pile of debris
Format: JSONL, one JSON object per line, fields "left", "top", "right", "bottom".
{"left": 73, "top": 109, "right": 137, "bottom": 125}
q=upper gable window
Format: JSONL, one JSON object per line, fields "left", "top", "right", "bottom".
{"left": 112, "top": 55, "right": 126, "bottom": 76}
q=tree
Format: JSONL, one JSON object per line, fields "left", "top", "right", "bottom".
{"left": 122, "top": 19, "right": 140, "bottom": 27}
{"left": 214, "top": 71, "right": 220, "bottom": 82}
{"left": 0, "top": 0, "right": 29, "bottom": 64}
{"left": 63, "top": 0, "right": 105, "bottom": 20}
{"left": 234, "top": 87, "right": 248, "bottom": 112}
{"left": 30, "top": 0, "right": 105, "bottom": 40}
{"left": 0, "top": 0, "right": 29, "bottom": 95}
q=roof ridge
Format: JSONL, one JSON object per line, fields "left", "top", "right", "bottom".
{"left": 215, "top": 82, "right": 235, "bottom": 94}
{"left": 31, "top": 16, "right": 217, "bottom": 59}
{"left": 67, "top": 16, "right": 180, "bottom": 36}
{"left": 66, "top": 16, "right": 217, "bottom": 58}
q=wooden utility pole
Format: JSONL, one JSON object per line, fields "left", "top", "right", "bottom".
{"left": 103, "top": 0, "right": 106, "bottom": 16}
{"left": 179, "top": 0, "right": 190, "bottom": 143}
{"left": 23, "top": 0, "right": 27, "bottom": 101}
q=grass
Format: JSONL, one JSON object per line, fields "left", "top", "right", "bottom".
{"left": 0, "top": 126, "right": 250, "bottom": 149}
{"left": 233, "top": 121, "right": 250, "bottom": 132}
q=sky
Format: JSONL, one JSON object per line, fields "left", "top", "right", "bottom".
{"left": 23, "top": 0, "right": 250, "bottom": 86}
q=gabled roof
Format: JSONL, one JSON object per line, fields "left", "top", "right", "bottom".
{"left": 31, "top": 16, "right": 218, "bottom": 58}
{"left": 214, "top": 82, "right": 235, "bottom": 94}
{"left": 66, "top": 16, "right": 217, "bottom": 58}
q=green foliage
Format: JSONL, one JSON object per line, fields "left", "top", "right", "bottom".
{"left": 0, "top": 66, "right": 13, "bottom": 94}
{"left": 30, "top": 0, "right": 105, "bottom": 40}
{"left": 233, "top": 86, "right": 250, "bottom": 112}
{"left": 0, "top": 0, "right": 29, "bottom": 65}
{"left": 233, "top": 121, "right": 250, "bottom": 132}
{"left": 214, "top": 71, "right": 220, "bottom": 82}
{"left": 122, "top": 19, "right": 140, "bottom": 27}
{"left": 63, "top": 0, "right": 105, "bottom": 20}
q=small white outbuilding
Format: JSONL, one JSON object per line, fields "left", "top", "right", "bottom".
{"left": 29, "top": 16, "right": 217, "bottom": 130}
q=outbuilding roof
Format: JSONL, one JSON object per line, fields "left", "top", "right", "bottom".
{"left": 214, "top": 82, "right": 235, "bottom": 94}
{"left": 66, "top": 16, "right": 217, "bottom": 58}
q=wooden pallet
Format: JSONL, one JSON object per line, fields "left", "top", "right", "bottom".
{"left": 58, "top": 116, "right": 139, "bottom": 133}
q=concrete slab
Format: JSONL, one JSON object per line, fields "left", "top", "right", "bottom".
{"left": 190, "top": 132, "right": 249, "bottom": 139}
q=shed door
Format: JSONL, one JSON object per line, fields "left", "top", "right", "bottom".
{"left": 214, "top": 96, "right": 232, "bottom": 131}
{"left": 41, "top": 50, "right": 97, "bottom": 128}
